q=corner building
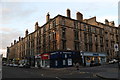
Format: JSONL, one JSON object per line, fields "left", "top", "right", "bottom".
{"left": 7, "top": 9, "right": 120, "bottom": 68}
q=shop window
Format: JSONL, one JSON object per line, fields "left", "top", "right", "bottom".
{"left": 55, "top": 60, "right": 58, "bottom": 66}
{"left": 63, "top": 60, "right": 66, "bottom": 65}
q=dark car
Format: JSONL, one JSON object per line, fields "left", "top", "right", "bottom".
{"left": 23, "top": 63, "right": 30, "bottom": 68}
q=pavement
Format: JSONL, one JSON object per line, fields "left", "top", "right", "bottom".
{"left": 42, "top": 64, "right": 119, "bottom": 80}
{"left": 96, "top": 68, "right": 119, "bottom": 80}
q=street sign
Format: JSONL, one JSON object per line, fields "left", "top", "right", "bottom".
{"left": 114, "top": 44, "right": 119, "bottom": 51}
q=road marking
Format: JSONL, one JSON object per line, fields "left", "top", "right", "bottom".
{"left": 56, "top": 77, "right": 62, "bottom": 80}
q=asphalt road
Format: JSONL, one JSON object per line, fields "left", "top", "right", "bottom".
{"left": 2, "top": 63, "right": 118, "bottom": 80}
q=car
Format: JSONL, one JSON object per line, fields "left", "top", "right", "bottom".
{"left": 18, "top": 64, "right": 24, "bottom": 68}
{"left": 109, "top": 59, "right": 118, "bottom": 64}
{"left": 9, "top": 64, "right": 13, "bottom": 67}
{"left": 109, "top": 60, "right": 114, "bottom": 64}
{"left": 13, "top": 64, "right": 18, "bottom": 67}
{"left": 24, "top": 64, "right": 30, "bottom": 68}
{"left": 2, "top": 63, "right": 6, "bottom": 66}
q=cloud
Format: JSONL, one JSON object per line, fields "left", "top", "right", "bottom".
{"left": 0, "top": 49, "right": 6, "bottom": 57}
{"left": 1, "top": 27, "right": 23, "bottom": 49}
{"left": 1, "top": 2, "right": 37, "bottom": 24}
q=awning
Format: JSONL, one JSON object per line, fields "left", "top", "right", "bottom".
{"left": 81, "top": 52, "right": 107, "bottom": 57}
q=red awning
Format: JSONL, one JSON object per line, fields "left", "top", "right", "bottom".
{"left": 41, "top": 53, "right": 50, "bottom": 60}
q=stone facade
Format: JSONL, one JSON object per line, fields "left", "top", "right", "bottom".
{"left": 7, "top": 9, "right": 119, "bottom": 63}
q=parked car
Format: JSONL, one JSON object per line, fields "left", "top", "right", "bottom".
{"left": 24, "top": 63, "right": 30, "bottom": 68}
{"left": 19, "top": 63, "right": 30, "bottom": 68}
{"left": 2, "top": 63, "right": 6, "bottom": 66}
{"left": 13, "top": 64, "right": 18, "bottom": 67}
{"left": 109, "top": 59, "right": 118, "bottom": 64}
{"left": 9, "top": 64, "right": 13, "bottom": 67}
{"left": 18, "top": 64, "right": 24, "bottom": 68}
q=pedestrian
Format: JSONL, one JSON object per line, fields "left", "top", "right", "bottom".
{"left": 76, "top": 63, "right": 79, "bottom": 70}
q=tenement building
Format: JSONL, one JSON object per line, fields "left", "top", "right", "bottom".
{"left": 7, "top": 9, "right": 120, "bottom": 68}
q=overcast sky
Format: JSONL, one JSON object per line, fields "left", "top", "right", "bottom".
{"left": 0, "top": 0, "right": 119, "bottom": 57}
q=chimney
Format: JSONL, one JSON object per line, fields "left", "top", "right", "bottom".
{"left": 19, "top": 36, "right": 21, "bottom": 41}
{"left": 66, "top": 9, "right": 71, "bottom": 18}
{"left": 25, "top": 29, "right": 28, "bottom": 37}
{"left": 109, "top": 21, "right": 115, "bottom": 26}
{"left": 105, "top": 19, "right": 109, "bottom": 25}
{"left": 14, "top": 40, "right": 16, "bottom": 44}
{"left": 35, "top": 22, "right": 39, "bottom": 30}
{"left": 76, "top": 12, "right": 83, "bottom": 21}
{"left": 46, "top": 12, "right": 50, "bottom": 22}
{"left": 11, "top": 43, "right": 13, "bottom": 46}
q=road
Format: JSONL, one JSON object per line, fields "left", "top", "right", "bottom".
{"left": 2, "top": 63, "right": 118, "bottom": 80}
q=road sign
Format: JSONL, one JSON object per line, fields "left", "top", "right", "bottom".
{"left": 114, "top": 44, "right": 119, "bottom": 51}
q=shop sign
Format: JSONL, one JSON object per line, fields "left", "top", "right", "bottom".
{"left": 93, "top": 53, "right": 99, "bottom": 56}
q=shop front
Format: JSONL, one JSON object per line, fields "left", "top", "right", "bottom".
{"left": 81, "top": 52, "right": 107, "bottom": 66}
{"left": 50, "top": 51, "right": 81, "bottom": 68}
{"left": 35, "top": 54, "right": 41, "bottom": 68}
{"left": 40, "top": 53, "right": 50, "bottom": 68}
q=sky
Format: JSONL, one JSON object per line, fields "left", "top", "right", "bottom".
{"left": 0, "top": 0, "right": 119, "bottom": 57}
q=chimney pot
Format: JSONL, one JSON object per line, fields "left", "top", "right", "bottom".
{"left": 105, "top": 19, "right": 109, "bottom": 25}
{"left": 35, "top": 22, "right": 39, "bottom": 30}
{"left": 46, "top": 12, "right": 50, "bottom": 22}
{"left": 66, "top": 9, "right": 71, "bottom": 18}
{"left": 76, "top": 12, "right": 83, "bottom": 21}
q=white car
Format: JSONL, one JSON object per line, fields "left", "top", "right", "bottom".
{"left": 13, "top": 64, "right": 18, "bottom": 67}
{"left": 18, "top": 64, "right": 24, "bottom": 68}
{"left": 109, "top": 59, "right": 118, "bottom": 64}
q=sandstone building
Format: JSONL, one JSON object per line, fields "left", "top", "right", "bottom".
{"left": 7, "top": 9, "right": 120, "bottom": 67}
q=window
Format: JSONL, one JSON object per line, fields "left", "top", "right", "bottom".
{"left": 63, "top": 60, "right": 66, "bottom": 65}
{"left": 88, "top": 25, "right": 91, "bottom": 32}
{"left": 84, "top": 24, "right": 87, "bottom": 31}
{"left": 84, "top": 33, "right": 87, "bottom": 43}
{"left": 74, "top": 42, "right": 79, "bottom": 50}
{"left": 89, "top": 44, "right": 92, "bottom": 52}
{"left": 95, "top": 35, "right": 97, "bottom": 42}
{"left": 100, "top": 37, "right": 103, "bottom": 45}
{"left": 100, "top": 29, "right": 103, "bottom": 35}
{"left": 62, "top": 28, "right": 66, "bottom": 39}
{"left": 74, "top": 30, "right": 79, "bottom": 40}
{"left": 89, "top": 34, "right": 92, "bottom": 43}
{"left": 106, "top": 40, "right": 108, "bottom": 47}
{"left": 74, "top": 21, "right": 78, "bottom": 29}
{"left": 53, "top": 20, "right": 56, "bottom": 27}
{"left": 60, "top": 18, "right": 65, "bottom": 25}
{"left": 62, "top": 40, "right": 66, "bottom": 50}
